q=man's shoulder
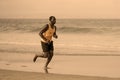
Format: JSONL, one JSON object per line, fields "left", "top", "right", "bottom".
{"left": 40, "top": 24, "right": 49, "bottom": 31}
{"left": 44, "top": 24, "right": 49, "bottom": 27}
{"left": 42, "top": 24, "right": 49, "bottom": 28}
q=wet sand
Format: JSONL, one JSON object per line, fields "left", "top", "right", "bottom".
{"left": 0, "top": 52, "right": 120, "bottom": 78}
{"left": 1, "top": 69, "right": 119, "bottom": 80}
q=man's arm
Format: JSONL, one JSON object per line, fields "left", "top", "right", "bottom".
{"left": 53, "top": 26, "right": 58, "bottom": 39}
{"left": 39, "top": 24, "right": 49, "bottom": 41}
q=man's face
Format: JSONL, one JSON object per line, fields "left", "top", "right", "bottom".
{"left": 50, "top": 17, "right": 56, "bottom": 24}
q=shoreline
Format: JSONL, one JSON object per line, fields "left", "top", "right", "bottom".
{"left": 0, "top": 32, "right": 120, "bottom": 55}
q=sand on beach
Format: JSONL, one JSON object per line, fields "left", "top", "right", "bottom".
{"left": 0, "top": 52, "right": 120, "bottom": 78}
{"left": 1, "top": 69, "right": 120, "bottom": 80}
{"left": 0, "top": 32, "right": 120, "bottom": 80}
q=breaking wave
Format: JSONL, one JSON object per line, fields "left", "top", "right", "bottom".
{"left": 0, "top": 19, "right": 120, "bottom": 34}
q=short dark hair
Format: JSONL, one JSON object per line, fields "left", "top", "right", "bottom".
{"left": 49, "top": 16, "right": 56, "bottom": 21}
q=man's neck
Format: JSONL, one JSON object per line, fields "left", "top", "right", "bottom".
{"left": 49, "top": 23, "right": 54, "bottom": 27}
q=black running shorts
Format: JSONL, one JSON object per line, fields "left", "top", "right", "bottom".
{"left": 41, "top": 41, "right": 54, "bottom": 52}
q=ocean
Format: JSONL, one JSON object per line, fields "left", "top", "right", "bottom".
{"left": 0, "top": 19, "right": 120, "bottom": 34}
{"left": 0, "top": 19, "right": 120, "bottom": 55}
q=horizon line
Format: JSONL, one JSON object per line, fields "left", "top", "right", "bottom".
{"left": 0, "top": 17, "right": 120, "bottom": 20}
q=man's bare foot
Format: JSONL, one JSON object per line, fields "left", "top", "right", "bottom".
{"left": 44, "top": 66, "right": 51, "bottom": 70}
{"left": 33, "top": 55, "right": 38, "bottom": 62}
{"left": 44, "top": 68, "right": 49, "bottom": 73}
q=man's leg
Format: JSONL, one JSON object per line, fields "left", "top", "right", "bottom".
{"left": 33, "top": 54, "right": 38, "bottom": 62}
{"left": 33, "top": 41, "right": 49, "bottom": 62}
{"left": 44, "top": 50, "right": 53, "bottom": 69}
{"left": 33, "top": 52, "right": 48, "bottom": 62}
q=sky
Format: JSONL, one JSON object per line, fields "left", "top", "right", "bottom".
{"left": 0, "top": 0, "right": 120, "bottom": 19}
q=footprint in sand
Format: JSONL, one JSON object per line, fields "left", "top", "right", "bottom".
{"left": 21, "top": 65, "right": 27, "bottom": 67}
{"left": 5, "top": 63, "right": 10, "bottom": 65}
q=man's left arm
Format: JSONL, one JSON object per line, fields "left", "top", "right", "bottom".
{"left": 53, "top": 26, "right": 58, "bottom": 39}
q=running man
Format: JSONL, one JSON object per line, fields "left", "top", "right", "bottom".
{"left": 33, "top": 16, "right": 58, "bottom": 69}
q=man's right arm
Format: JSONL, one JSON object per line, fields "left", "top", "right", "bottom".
{"left": 39, "top": 24, "right": 48, "bottom": 41}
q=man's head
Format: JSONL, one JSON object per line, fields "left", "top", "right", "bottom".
{"left": 49, "top": 16, "right": 56, "bottom": 25}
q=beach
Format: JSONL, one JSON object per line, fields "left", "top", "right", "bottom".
{"left": 0, "top": 19, "right": 120, "bottom": 80}
{"left": 0, "top": 32, "right": 120, "bottom": 80}
{"left": 1, "top": 69, "right": 120, "bottom": 80}
{"left": 0, "top": 52, "right": 120, "bottom": 80}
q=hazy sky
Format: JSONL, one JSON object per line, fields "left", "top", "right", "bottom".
{"left": 0, "top": 0, "right": 120, "bottom": 19}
